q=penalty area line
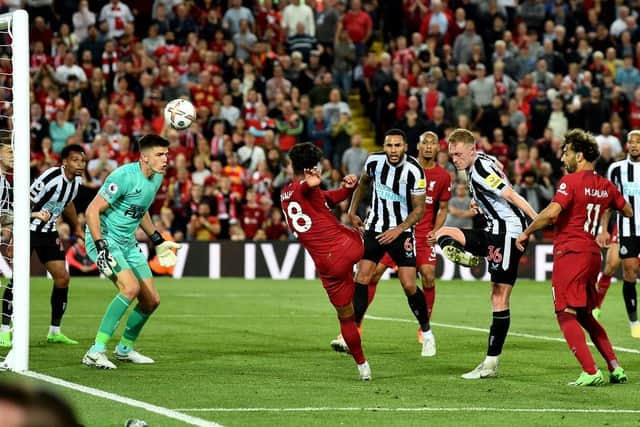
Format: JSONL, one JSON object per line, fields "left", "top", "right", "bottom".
{"left": 174, "top": 407, "right": 640, "bottom": 414}
{"left": 20, "top": 371, "right": 223, "bottom": 427}
{"left": 365, "top": 315, "right": 640, "bottom": 355}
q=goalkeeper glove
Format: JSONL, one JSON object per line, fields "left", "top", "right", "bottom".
{"left": 95, "top": 239, "right": 117, "bottom": 277}
{"left": 150, "top": 231, "right": 181, "bottom": 267}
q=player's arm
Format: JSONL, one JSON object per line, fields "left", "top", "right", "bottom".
{"left": 140, "top": 211, "right": 181, "bottom": 267}
{"left": 347, "top": 171, "right": 370, "bottom": 229}
{"left": 86, "top": 194, "right": 110, "bottom": 242}
{"left": 323, "top": 174, "right": 358, "bottom": 205}
{"left": 515, "top": 202, "right": 563, "bottom": 251}
{"left": 502, "top": 186, "right": 538, "bottom": 220}
{"left": 62, "top": 202, "right": 84, "bottom": 238}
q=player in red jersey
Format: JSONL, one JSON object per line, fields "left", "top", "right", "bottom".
{"left": 516, "top": 129, "right": 632, "bottom": 386}
{"left": 335, "top": 132, "right": 450, "bottom": 347}
{"left": 280, "top": 142, "right": 371, "bottom": 381}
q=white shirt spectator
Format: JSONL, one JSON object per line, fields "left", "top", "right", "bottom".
{"left": 99, "top": 0, "right": 135, "bottom": 39}
{"left": 220, "top": 104, "right": 241, "bottom": 127}
{"left": 595, "top": 134, "right": 623, "bottom": 158}
{"left": 55, "top": 63, "right": 87, "bottom": 84}
{"left": 238, "top": 143, "right": 266, "bottom": 173}
{"left": 282, "top": 2, "right": 315, "bottom": 37}
{"left": 72, "top": 1, "right": 96, "bottom": 41}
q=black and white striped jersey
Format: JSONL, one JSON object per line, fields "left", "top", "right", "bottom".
{"left": 363, "top": 152, "right": 426, "bottom": 233}
{"left": 608, "top": 158, "right": 640, "bottom": 237}
{"left": 467, "top": 153, "right": 529, "bottom": 237}
{"left": 0, "top": 172, "right": 12, "bottom": 222}
{"left": 30, "top": 167, "right": 81, "bottom": 233}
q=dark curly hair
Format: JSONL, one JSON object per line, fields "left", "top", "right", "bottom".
{"left": 288, "top": 142, "right": 323, "bottom": 175}
{"left": 562, "top": 128, "right": 600, "bottom": 162}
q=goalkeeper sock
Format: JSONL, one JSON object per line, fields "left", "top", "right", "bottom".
{"left": 2, "top": 280, "right": 13, "bottom": 326}
{"left": 90, "top": 293, "right": 131, "bottom": 353}
{"left": 622, "top": 281, "right": 637, "bottom": 322}
{"left": 117, "top": 305, "right": 151, "bottom": 353}
{"left": 487, "top": 310, "right": 510, "bottom": 356}
{"left": 50, "top": 285, "right": 68, "bottom": 327}
{"left": 557, "top": 311, "right": 597, "bottom": 374}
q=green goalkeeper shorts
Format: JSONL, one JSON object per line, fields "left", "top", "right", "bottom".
{"left": 85, "top": 235, "right": 152, "bottom": 281}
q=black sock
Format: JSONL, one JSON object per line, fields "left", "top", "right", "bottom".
{"left": 407, "top": 288, "right": 430, "bottom": 331}
{"left": 623, "top": 281, "right": 637, "bottom": 322}
{"left": 487, "top": 309, "right": 510, "bottom": 356}
{"left": 50, "top": 286, "right": 69, "bottom": 327}
{"left": 353, "top": 282, "right": 369, "bottom": 325}
{"left": 437, "top": 235, "right": 463, "bottom": 251}
{"left": 2, "top": 280, "right": 13, "bottom": 326}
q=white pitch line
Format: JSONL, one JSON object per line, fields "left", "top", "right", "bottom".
{"left": 174, "top": 407, "right": 640, "bottom": 414}
{"left": 365, "top": 315, "right": 640, "bottom": 355}
{"left": 20, "top": 371, "right": 223, "bottom": 427}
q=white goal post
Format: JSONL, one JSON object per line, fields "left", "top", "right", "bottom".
{"left": 0, "top": 9, "right": 30, "bottom": 372}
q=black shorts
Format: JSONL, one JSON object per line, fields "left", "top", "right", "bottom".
{"left": 362, "top": 230, "right": 416, "bottom": 268}
{"left": 31, "top": 231, "right": 65, "bottom": 264}
{"left": 461, "top": 229, "right": 524, "bottom": 286}
{"left": 619, "top": 236, "right": 640, "bottom": 259}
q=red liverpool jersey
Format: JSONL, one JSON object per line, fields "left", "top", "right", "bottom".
{"left": 280, "top": 180, "right": 356, "bottom": 258}
{"left": 415, "top": 164, "right": 452, "bottom": 237}
{"left": 551, "top": 170, "right": 626, "bottom": 254}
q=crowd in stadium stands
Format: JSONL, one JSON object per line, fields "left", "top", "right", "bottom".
{"left": 19, "top": 0, "right": 638, "bottom": 248}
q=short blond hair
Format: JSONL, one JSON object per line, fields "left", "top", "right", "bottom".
{"left": 627, "top": 130, "right": 640, "bottom": 140}
{"left": 420, "top": 131, "right": 439, "bottom": 143}
{"left": 447, "top": 128, "right": 475, "bottom": 146}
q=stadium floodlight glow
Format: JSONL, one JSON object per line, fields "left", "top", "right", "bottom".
{"left": 0, "top": 9, "right": 30, "bottom": 372}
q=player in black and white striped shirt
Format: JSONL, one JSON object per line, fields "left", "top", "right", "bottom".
{"left": 337, "top": 129, "right": 435, "bottom": 357}
{"left": 1, "top": 144, "right": 87, "bottom": 347}
{"left": 0, "top": 140, "right": 13, "bottom": 348}
{"left": 434, "top": 128, "right": 537, "bottom": 379}
{"left": 603, "top": 130, "right": 640, "bottom": 338}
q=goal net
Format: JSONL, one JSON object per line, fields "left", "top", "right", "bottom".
{"left": 0, "top": 9, "right": 30, "bottom": 372}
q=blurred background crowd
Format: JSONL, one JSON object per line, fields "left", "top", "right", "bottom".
{"left": 16, "top": 0, "right": 639, "bottom": 262}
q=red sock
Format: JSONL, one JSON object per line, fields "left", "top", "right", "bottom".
{"left": 339, "top": 315, "right": 365, "bottom": 365}
{"left": 423, "top": 285, "right": 435, "bottom": 319}
{"left": 596, "top": 275, "right": 612, "bottom": 308}
{"left": 367, "top": 281, "right": 378, "bottom": 306}
{"left": 577, "top": 311, "right": 619, "bottom": 371}
{"left": 556, "top": 311, "right": 597, "bottom": 374}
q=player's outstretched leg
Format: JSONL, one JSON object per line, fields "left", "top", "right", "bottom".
{"left": 337, "top": 311, "right": 370, "bottom": 381}
{"left": 0, "top": 279, "right": 13, "bottom": 348}
{"left": 83, "top": 293, "right": 132, "bottom": 369}
{"left": 556, "top": 311, "right": 603, "bottom": 386}
{"left": 577, "top": 310, "right": 627, "bottom": 384}
{"left": 437, "top": 232, "right": 481, "bottom": 268}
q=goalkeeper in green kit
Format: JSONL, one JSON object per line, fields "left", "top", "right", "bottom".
{"left": 82, "top": 134, "right": 181, "bottom": 369}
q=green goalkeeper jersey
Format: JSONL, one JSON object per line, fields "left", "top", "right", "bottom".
{"left": 96, "top": 162, "right": 163, "bottom": 246}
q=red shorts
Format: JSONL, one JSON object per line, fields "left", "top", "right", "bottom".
{"left": 379, "top": 243, "right": 436, "bottom": 268}
{"left": 316, "top": 229, "right": 364, "bottom": 307}
{"left": 551, "top": 250, "right": 601, "bottom": 312}
{"left": 611, "top": 224, "right": 619, "bottom": 244}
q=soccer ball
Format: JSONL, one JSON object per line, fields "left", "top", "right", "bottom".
{"left": 164, "top": 98, "right": 196, "bottom": 130}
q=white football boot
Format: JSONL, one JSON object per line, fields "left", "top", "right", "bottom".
{"left": 82, "top": 351, "right": 117, "bottom": 369}
{"left": 114, "top": 349, "right": 155, "bottom": 364}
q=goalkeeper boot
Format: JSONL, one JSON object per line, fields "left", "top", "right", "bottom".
{"left": 462, "top": 360, "right": 499, "bottom": 379}
{"left": 592, "top": 307, "right": 602, "bottom": 321}
{"left": 0, "top": 331, "right": 11, "bottom": 348}
{"left": 610, "top": 367, "right": 628, "bottom": 384}
{"left": 330, "top": 335, "right": 350, "bottom": 354}
{"left": 47, "top": 333, "right": 78, "bottom": 345}
{"left": 357, "top": 361, "right": 371, "bottom": 381}
{"left": 631, "top": 322, "right": 640, "bottom": 339}
{"left": 114, "top": 349, "right": 155, "bottom": 364}
{"left": 442, "top": 245, "right": 482, "bottom": 268}
{"left": 568, "top": 369, "right": 604, "bottom": 386}
{"left": 82, "top": 351, "right": 117, "bottom": 369}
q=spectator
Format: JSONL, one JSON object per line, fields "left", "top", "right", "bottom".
{"left": 72, "top": 0, "right": 96, "bottom": 41}
{"left": 453, "top": 20, "right": 483, "bottom": 65}
{"left": 339, "top": 0, "right": 372, "bottom": 59}
{"left": 547, "top": 97, "right": 568, "bottom": 140}
{"left": 188, "top": 201, "right": 222, "bottom": 241}
{"left": 275, "top": 101, "right": 304, "bottom": 153}
{"left": 264, "top": 208, "right": 289, "bottom": 240}
{"left": 233, "top": 19, "right": 258, "bottom": 62}
{"left": 330, "top": 110, "right": 355, "bottom": 167}
{"left": 282, "top": 0, "right": 315, "bottom": 38}
{"left": 237, "top": 132, "right": 266, "bottom": 174}
{"left": 341, "top": 133, "right": 368, "bottom": 176}
{"left": 595, "top": 122, "right": 623, "bottom": 159}
{"left": 99, "top": 0, "right": 134, "bottom": 40}
{"left": 48, "top": 109, "right": 76, "bottom": 153}
{"left": 241, "top": 188, "right": 266, "bottom": 240}
{"left": 223, "top": 0, "right": 254, "bottom": 36}
{"left": 445, "top": 182, "right": 475, "bottom": 229}
{"left": 55, "top": 53, "right": 87, "bottom": 85}
{"left": 515, "top": 170, "right": 554, "bottom": 217}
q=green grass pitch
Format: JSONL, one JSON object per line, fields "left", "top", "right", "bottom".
{"left": 2, "top": 277, "right": 640, "bottom": 426}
